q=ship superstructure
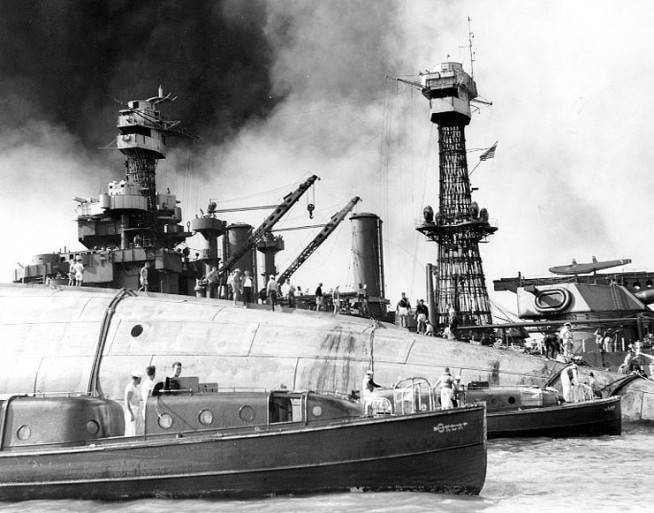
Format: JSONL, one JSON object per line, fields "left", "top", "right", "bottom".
{"left": 400, "top": 62, "right": 496, "bottom": 332}
{"left": 494, "top": 258, "right": 654, "bottom": 369}
{"left": 81, "top": 88, "right": 195, "bottom": 250}
{"left": 12, "top": 88, "right": 388, "bottom": 311}
{"left": 14, "top": 88, "right": 199, "bottom": 294}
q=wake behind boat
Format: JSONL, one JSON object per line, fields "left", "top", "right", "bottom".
{"left": 0, "top": 382, "right": 487, "bottom": 500}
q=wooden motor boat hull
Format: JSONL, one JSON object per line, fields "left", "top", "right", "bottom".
{"left": 381, "top": 379, "right": 622, "bottom": 439}
{"left": 486, "top": 396, "right": 621, "bottom": 438}
{"left": 0, "top": 406, "right": 487, "bottom": 500}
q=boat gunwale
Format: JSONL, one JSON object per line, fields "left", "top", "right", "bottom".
{"left": 480, "top": 396, "right": 621, "bottom": 417}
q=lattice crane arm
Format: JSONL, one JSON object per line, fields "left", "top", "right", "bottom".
{"left": 276, "top": 196, "right": 361, "bottom": 286}
{"left": 217, "top": 175, "right": 320, "bottom": 278}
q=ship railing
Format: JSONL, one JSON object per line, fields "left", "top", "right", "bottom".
{"left": 413, "top": 217, "right": 499, "bottom": 230}
{"left": 392, "top": 377, "right": 435, "bottom": 414}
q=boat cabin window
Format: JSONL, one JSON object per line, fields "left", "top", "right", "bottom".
{"left": 269, "top": 393, "right": 303, "bottom": 424}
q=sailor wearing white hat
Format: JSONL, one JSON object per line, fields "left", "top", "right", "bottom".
{"left": 124, "top": 370, "right": 142, "bottom": 436}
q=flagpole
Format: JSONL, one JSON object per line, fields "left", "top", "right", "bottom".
{"left": 468, "top": 161, "right": 482, "bottom": 177}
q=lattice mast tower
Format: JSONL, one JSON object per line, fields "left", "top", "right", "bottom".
{"left": 406, "top": 61, "right": 497, "bottom": 329}
{"left": 116, "top": 86, "right": 196, "bottom": 249}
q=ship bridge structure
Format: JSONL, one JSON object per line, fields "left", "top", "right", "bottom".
{"left": 13, "top": 88, "right": 200, "bottom": 294}
{"left": 401, "top": 62, "right": 497, "bottom": 332}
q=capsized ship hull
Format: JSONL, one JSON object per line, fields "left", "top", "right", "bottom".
{"left": 2, "top": 283, "right": 653, "bottom": 423}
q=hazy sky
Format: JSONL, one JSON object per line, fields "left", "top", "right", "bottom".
{"left": 2, "top": 0, "right": 653, "bottom": 317}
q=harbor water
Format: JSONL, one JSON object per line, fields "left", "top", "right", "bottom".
{"left": 1, "top": 425, "right": 651, "bottom": 513}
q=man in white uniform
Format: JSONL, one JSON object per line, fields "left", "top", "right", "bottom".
{"left": 123, "top": 371, "right": 141, "bottom": 436}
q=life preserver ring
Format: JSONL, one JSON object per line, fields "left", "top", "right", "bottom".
{"left": 534, "top": 288, "right": 573, "bottom": 313}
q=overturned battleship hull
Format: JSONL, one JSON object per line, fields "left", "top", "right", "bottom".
{"left": 2, "top": 283, "right": 653, "bottom": 423}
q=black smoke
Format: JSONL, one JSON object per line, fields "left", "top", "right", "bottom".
{"left": 0, "top": 0, "right": 281, "bottom": 152}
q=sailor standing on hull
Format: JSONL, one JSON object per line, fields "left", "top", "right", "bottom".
{"left": 138, "top": 261, "right": 150, "bottom": 292}
{"left": 266, "top": 275, "right": 278, "bottom": 311}
{"left": 415, "top": 299, "right": 429, "bottom": 335}
{"left": 315, "top": 282, "right": 324, "bottom": 311}
{"left": 396, "top": 293, "right": 411, "bottom": 328}
{"left": 559, "top": 322, "right": 574, "bottom": 361}
{"left": 71, "top": 257, "right": 84, "bottom": 287}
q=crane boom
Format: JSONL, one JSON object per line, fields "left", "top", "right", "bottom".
{"left": 277, "top": 196, "right": 361, "bottom": 286}
{"left": 217, "top": 175, "right": 320, "bottom": 278}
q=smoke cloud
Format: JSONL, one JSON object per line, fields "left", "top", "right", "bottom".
{"left": 0, "top": 0, "right": 280, "bottom": 148}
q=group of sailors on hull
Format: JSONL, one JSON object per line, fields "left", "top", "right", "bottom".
{"left": 541, "top": 323, "right": 654, "bottom": 380}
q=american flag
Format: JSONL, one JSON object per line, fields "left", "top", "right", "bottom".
{"left": 479, "top": 141, "right": 498, "bottom": 161}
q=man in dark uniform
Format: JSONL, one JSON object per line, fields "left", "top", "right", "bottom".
{"left": 543, "top": 326, "right": 559, "bottom": 360}
{"left": 315, "top": 282, "right": 324, "bottom": 311}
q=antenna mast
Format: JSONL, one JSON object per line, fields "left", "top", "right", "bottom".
{"left": 467, "top": 17, "right": 475, "bottom": 78}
